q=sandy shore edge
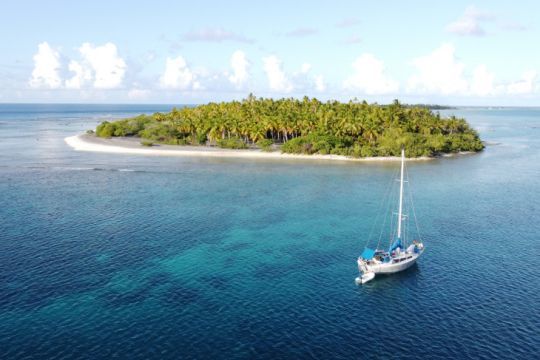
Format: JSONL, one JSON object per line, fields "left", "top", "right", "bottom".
{"left": 65, "top": 134, "right": 434, "bottom": 162}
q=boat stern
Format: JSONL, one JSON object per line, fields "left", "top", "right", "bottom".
{"left": 356, "top": 256, "right": 375, "bottom": 285}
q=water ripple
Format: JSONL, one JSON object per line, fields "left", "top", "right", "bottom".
{"left": 1, "top": 107, "right": 540, "bottom": 359}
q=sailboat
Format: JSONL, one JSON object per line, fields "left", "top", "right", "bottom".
{"left": 356, "top": 148, "right": 424, "bottom": 285}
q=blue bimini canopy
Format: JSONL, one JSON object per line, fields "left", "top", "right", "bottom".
{"left": 361, "top": 248, "right": 376, "bottom": 260}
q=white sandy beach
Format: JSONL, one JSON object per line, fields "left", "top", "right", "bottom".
{"left": 65, "top": 134, "right": 433, "bottom": 162}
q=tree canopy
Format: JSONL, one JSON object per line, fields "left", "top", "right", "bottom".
{"left": 96, "top": 96, "right": 484, "bottom": 157}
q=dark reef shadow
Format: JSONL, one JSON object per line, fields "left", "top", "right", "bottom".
{"left": 198, "top": 274, "right": 231, "bottom": 290}
{"left": 160, "top": 283, "right": 201, "bottom": 308}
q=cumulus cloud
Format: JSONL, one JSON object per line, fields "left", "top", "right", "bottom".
{"left": 407, "top": 43, "right": 540, "bottom": 97}
{"left": 263, "top": 55, "right": 293, "bottom": 93}
{"left": 160, "top": 56, "right": 200, "bottom": 90}
{"left": 470, "top": 65, "right": 496, "bottom": 96}
{"left": 446, "top": 5, "right": 492, "bottom": 36}
{"left": 183, "top": 28, "right": 254, "bottom": 43}
{"left": 81, "top": 43, "right": 126, "bottom": 88}
{"left": 127, "top": 89, "right": 151, "bottom": 99}
{"left": 314, "top": 75, "right": 326, "bottom": 92}
{"left": 407, "top": 43, "right": 468, "bottom": 95}
{"left": 66, "top": 42, "right": 126, "bottom": 89}
{"left": 228, "top": 50, "right": 250, "bottom": 88}
{"left": 300, "top": 63, "right": 312, "bottom": 74}
{"left": 507, "top": 71, "right": 537, "bottom": 95}
{"left": 343, "top": 54, "right": 399, "bottom": 94}
{"left": 293, "top": 63, "right": 325, "bottom": 92}
{"left": 65, "top": 60, "right": 91, "bottom": 89}
{"left": 29, "top": 42, "right": 62, "bottom": 89}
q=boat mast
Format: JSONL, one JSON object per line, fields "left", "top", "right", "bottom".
{"left": 397, "top": 147, "right": 405, "bottom": 240}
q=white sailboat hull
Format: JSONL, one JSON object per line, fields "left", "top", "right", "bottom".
{"left": 356, "top": 248, "right": 424, "bottom": 284}
{"left": 368, "top": 250, "right": 423, "bottom": 274}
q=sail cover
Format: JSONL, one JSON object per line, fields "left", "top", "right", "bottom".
{"left": 361, "top": 248, "right": 375, "bottom": 260}
{"left": 388, "top": 238, "right": 402, "bottom": 253}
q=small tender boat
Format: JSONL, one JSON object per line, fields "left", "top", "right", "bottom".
{"left": 355, "top": 148, "right": 424, "bottom": 285}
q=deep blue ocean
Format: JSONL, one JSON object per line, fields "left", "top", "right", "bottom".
{"left": 0, "top": 104, "right": 539, "bottom": 359}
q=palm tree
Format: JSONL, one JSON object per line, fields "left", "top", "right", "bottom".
{"left": 98, "top": 96, "right": 482, "bottom": 157}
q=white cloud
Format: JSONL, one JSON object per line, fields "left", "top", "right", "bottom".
{"left": 263, "top": 55, "right": 293, "bottom": 93}
{"left": 343, "top": 54, "right": 398, "bottom": 94}
{"left": 193, "top": 81, "right": 203, "bottom": 90}
{"left": 65, "top": 43, "right": 127, "bottom": 89}
{"left": 127, "top": 89, "right": 151, "bottom": 99}
{"left": 407, "top": 43, "right": 468, "bottom": 95}
{"left": 29, "top": 42, "right": 62, "bottom": 89}
{"left": 65, "top": 60, "right": 91, "bottom": 89}
{"left": 77, "top": 43, "right": 126, "bottom": 89}
{"left": 447, "top": 5, "right": 527, "bottom": 36}
{"left": 407, "top": 43, "right": 540, "bottom": 97}
{"left": 228, "top": 50, "right": 250, "bottom": 88}
{"left": 300, "top": 63, "right": 312, "bottom": 74}
{"left": 290, "top": 62, "right": 325, "bottom": 93}
{"left": 160, "top": 56, "right": 197, "bottom": 90}
{"left": 507, "top": 71, "right": 537, "bottom": 95}
{"left": 314, "top": 75, "right": 326, "bottom": 92}
{"left": 470, "top": 65, "right": 496, "bottom": 96}
{"left": 446, "top": 6, "right": 492, "bottom": 36}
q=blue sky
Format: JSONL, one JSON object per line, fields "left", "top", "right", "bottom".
{"left": 1, "top": 0, "right": 538, "bottom": 104}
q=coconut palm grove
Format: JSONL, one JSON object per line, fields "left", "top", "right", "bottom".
{"left": 95, "top": 96, "right": 484, "bottom": 157}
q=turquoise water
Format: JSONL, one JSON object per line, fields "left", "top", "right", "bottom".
{"left": 0, "top": 104, "right": 539, "bottom": 359}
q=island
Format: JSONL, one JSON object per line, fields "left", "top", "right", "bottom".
{"left": 72, "top": 96, "right": 484, "bottom": 160}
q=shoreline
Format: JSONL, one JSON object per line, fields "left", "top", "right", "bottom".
{"left": 65, "top": 134, "right": 437, "bottom": 162}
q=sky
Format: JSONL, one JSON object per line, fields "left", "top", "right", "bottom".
{"left": 0, "top": 0, "right": 539, "bottom": 105}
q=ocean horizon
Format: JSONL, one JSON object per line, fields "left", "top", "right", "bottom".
{"left": 3, "top": 102, "right": 540, "bottom": 107}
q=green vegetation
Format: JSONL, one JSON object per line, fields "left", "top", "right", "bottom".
{"left": 282, "top": 134, "right": 353, "bottom": 155}
{"left": 95, "top": 96, "right": 483, "bottom": 157}
{"left": 140, "top": 140, "right": 154, "bottom": 147}
{"left": 217, "top": 137, "right": 248, "bottom": 149}
{"left": 257, "top": 138, "right": 274, "bottom": 152}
